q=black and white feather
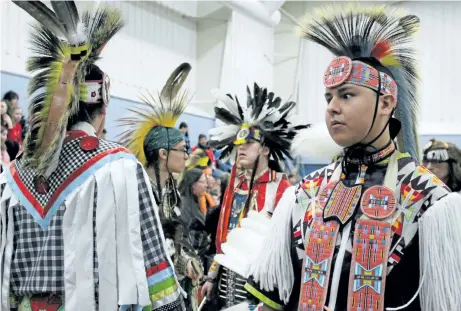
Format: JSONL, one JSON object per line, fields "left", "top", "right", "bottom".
{"left": 209, "top": 83, "right": 309, "bottom": 166}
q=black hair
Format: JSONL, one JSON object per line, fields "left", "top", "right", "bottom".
{"left": 178, "top": 168, "right": 203, "bottom": 198}
{"left": 67, "top": 101, "right": 104, "bottom": 130}
{"left": 5, "top": 140, "right": 20, "bottom": 161}
{"left": 447, "top": 160, "right": 461, "bottom": 192}
{"left": 2, "top": 91, "right": 19, "bottom": 101}
{"left": 198, "top": 134, "right": 206, "bottom": 141}
{"left": 179, "top": 122, "right": 188, "bottom": 129}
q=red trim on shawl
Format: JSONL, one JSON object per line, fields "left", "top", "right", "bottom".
{"left": 10, "top": 146, "right": 130, "bottom": 217}
{"left": 275, "top": 177, "right": 290, "bottom": 208}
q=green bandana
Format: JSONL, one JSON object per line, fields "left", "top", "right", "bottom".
{"left": 144, "top": 126, "right": 184, "bottom": 155}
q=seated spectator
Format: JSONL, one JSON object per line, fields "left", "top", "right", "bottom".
{"left": 3, "top": 90, "right": 19, "bottom": 117}
{"left": 193, "top": 134, "right": 215, "bottom": 166}
{"left": 7, "top": 106, "right": 23, "bottom": 145}
{"left": 1, "top": 100, "right": 13, "bottom": 130}
{"left": 1, "top": 126, "right": 10, "bottom": 168}
{"left": 2, "top": 90, "right": 19, "bottom": 106}
{"left": 179, "top": 122, "right": 191, "bottom": 153}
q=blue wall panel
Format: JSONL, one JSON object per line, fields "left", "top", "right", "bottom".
{"left": 2, "top": 71, "right": 459, "bottom": 154}
{"left": 1, "top": 71, "right": 215, "bottom": 146}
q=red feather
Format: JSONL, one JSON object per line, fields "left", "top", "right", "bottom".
{"left": 371, "top": 40, "right": 392, "bottom": 60}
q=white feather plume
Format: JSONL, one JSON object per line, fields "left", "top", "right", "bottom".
{"left": 211, "top": 88, "right": 242, "bottom": 121}
{"left": 209, "top": 124, "right": 240, "bottom": 141}
{"left": 291, "top": 123, "right": 343, "bottom": 163}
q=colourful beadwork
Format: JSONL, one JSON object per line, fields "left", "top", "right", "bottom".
{"left": 323, "top": 182, "right": 362, "bottom": 225}
{"left": 323, "top": 56, "right": 397, "bottom": 100}
{"left": 298, "top": 217, "right": 340, "bottom": 311}
{"left": 348, "top": 219, "right": 392, "bottom": 311}
{"left": 361, "top": 186, "right": 397, "bottom": 219}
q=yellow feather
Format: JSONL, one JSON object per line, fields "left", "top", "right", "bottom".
{"left": 380, "top": 54, "right": 401, "bottom": 67}
{"left": 118, "top": 63, "right": 192, "bottom": 165}
{"left": 79, "top": 81, "right": 88, "bottom": 101}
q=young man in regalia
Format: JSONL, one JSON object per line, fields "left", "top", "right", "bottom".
{"left": 222, "top": 4, "right": 461, "bottom": 311}
{"left": 200, "top": 84, "right": 308, "bottom": 309}
{"left": 119, "top": 63, "right": 204, "bottom": 311}
{"left": 0, "top": 2, "right": 186, "bottom": 310}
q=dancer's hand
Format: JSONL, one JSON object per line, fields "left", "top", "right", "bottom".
{"left": 201, "top": 280, "right": 214, "bottom": 298}
{"left": 186, "top": 260, "right": 202, "bottom": 281}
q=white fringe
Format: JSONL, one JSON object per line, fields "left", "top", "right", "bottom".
{"left": 291, "top": 123, "right": 343, "bottom": 162}
{"left": 248, "top": 187, "right": 297, "bottom": 304}
{"left": 215, "top": 211, "right": 271, "bottom": 277}
{"left": 418, "top": 192, "right": 461, "bottom": 311}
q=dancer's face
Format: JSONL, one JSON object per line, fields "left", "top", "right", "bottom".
{"left": 423, "top": 161, "right": 450, "bottom": 184}
{"left": 165, "top": 140, "right": 189, "bottom": 174}
{"left": 237, "top": 140, "right": 268, "bottom": 169}
{"left": 324, "top": 84, "right": 395, "bottom": 147}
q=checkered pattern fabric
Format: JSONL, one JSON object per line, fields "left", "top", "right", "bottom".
{"left": 11, "top": 200, "right": 66, "bottom": 295}
{"left": 6, "top": 136, "right": 185, "bottom": 309}
{"left": 137, "top": 165, "right": 185, "bottom": 311}
{"left": 13, "top": 138, "right": 121, "bottom": 208}
{"left": 9, "top": 138, "right": 120, "bottom": 296}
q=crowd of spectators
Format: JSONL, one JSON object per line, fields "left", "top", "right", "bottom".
{"left": 1, "top": 91, "right": 26, "bottom": 169}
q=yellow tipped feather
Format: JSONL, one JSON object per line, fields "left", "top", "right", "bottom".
{"left": 118, "top": 63, "right": 192, "bottom": 166}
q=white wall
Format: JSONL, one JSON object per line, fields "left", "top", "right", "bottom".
{"left": 195, "top": 1, "right": 277, "bottom": 117}
{"left": 195, "top": 2, "right": 229, "bottom": 107}
{"left": 275, "top": 1, "right": 461, "bottom": 135}
{"left": 0, "top": 0, "right": 211, "bottom": 117}
{"left": 219, "top": 10, "right": 274, "bottom": 102}
{"left": 272, "top": 1, "right": 306, "bottom": 103}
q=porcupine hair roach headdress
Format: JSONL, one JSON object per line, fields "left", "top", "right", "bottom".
{"left": 297, "top": 4, "right": 421, "bottom": 160}
{"left": 14, "top": 1, "right": 124, "bottom": 177}
{"left": 117, "top": 63, "right": 192, "bottom": 168}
